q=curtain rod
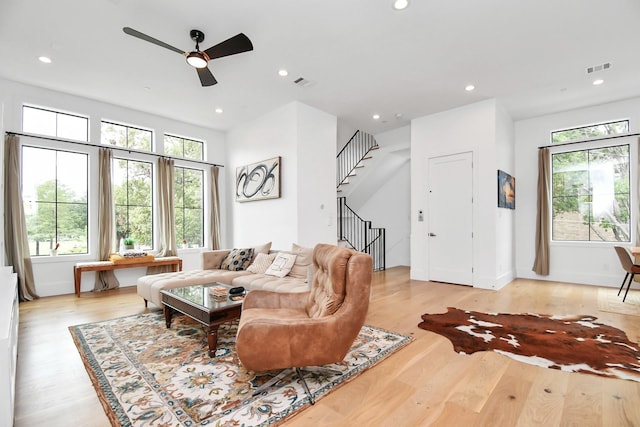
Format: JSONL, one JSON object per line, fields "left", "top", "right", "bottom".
{"left": 5, "top": 131, "right": 224, "bottom": 168}
{"left": 538, "top": 132, "right": 640, "bottom": 149}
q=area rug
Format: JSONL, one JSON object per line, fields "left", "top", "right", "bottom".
{"left": 598, "top": 287, "right": 640, "bottom": 317}
{"left": 69, "top": 312, "right": 411, "bottom": 427}
{"left": 418, "top": 307, "right": 640, "bottom": 382}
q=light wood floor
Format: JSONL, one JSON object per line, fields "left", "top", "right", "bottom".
{"left": 14, "top": 267, "right": 640, "bottom": 427}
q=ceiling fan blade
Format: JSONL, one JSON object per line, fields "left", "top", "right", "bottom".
{"left": 204, "top": 33, "right": 253, "bottom": 60}
{"left": 196, "top": 67, "right": 217, "bottom": 87}
{"left": 123, "top": 27, "right": 186, "bottom": 55}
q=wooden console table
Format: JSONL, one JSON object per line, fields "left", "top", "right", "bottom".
{"left": 74, "top": 256, "right": 182, "bottom": 296}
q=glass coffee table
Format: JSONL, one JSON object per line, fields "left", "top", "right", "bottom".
{"left": 160, "top": 283, "right": 244, "bottom": 357}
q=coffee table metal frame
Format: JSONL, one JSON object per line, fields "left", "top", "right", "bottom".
{"left": 160, "top": 283, "right": 243, "bottom": 357}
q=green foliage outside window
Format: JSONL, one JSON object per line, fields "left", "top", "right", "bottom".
{"left": 113, "top": 158, "right": 153, "bottom": 249}
{"left": 551, "top": 120, "right": 629, "bottom": 144}
{"left": 101, "top": 121, "right": 152, "bottom": 151}
{"left": 552, "top": 145, "right": 630, "bottom": 242}
{"left": 175, "top": 167, "right": 204, "bottom": 247}
{"left": 164, "top": 134, "right": 203, "bottom": 160}
{"left": 22, "top": 147, "right": 88, "bottom": 256}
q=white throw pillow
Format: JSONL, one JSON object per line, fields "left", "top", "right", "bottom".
{"left": 264, "top": 253, "right": 297, "bottom": 278}
{"left": 247, "top": 252, "right": 277, "bottom": 274}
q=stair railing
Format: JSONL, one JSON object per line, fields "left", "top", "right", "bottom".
{"left": 338, "top": 197, "right": 385, "bottom": 271}
{"left": 336, "top": 130, "right": 378, "bottom": 187}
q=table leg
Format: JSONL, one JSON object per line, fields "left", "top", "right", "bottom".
{"left": 164, "top": 306, "right": 173, "bottom": 328}
{"left": 207, "top": 325, "right": 220, "bottom": 357}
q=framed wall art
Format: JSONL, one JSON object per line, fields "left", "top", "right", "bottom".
{"left": 235, "top": 156, "right": 281, "bottom": 202}
{"left": 497, "top": 169, "right": 515, "bottom": 209}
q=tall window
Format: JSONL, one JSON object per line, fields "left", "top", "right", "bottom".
{"left": 551, "top": 120, "right": 629, "bottom": 144}
{"left": 22, "top": 105, "right": 89, "bottom": 141}
{"left": 113, "top": 158, "right": 153, "bottom": 249}
{"left": 101, "top": 121, "right": 152, "bottom": 151}
{"left": 164, "top": 134, "right": 204, "bottom": 160}
{"left": 552, "top": 144, "right": 630, "bottom": 242}
{"left": 175, "top": 167, "right": 204, "bottom": 247}
{"left": 22, "top": 147, "right": 88, "bottom": 255}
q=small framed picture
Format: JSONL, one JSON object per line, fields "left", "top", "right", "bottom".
{"left": 498, "top": 170, "right": 515, "bottom": 209}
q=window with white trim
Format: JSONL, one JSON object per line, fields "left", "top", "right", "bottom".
{"left": 551, "top": 120, "right": 629, "bottom": 144}
{"left": 164, "top": 134, "right": 204, "bottom": 160}
{"left": 101, "top": 121, "right": 152, "bottom": 151}
{"left": 113, "top": 158, "right": 154, "bottom": 249}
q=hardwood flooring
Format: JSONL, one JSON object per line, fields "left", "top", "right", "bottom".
{"left": 14, "top": 267, "right": 640, "bottom": 426}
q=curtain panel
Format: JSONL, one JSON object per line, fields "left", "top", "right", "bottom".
{"left": 94, "top": 148, "right": 120, "bottom": 291}
{"left": 210, "top": 165, "right": 221, "bottom": 250}
{"left": 532, "top": 147, "right": 550, "bottom": 275}
{"left": 3, "top": 134, "right": 38, "bottom": 300}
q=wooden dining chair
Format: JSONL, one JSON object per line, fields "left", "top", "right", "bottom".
{"left": 613, "top": 246, "right": 640, "bottom": 302}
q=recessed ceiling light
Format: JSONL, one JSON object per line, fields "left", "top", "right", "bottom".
{"left": 38, "top": 56, "right": 52, "bottom": 64}
{"left": 372, "top": 114, "right": 381, "bottom": 120}
{"left": 278, "top": 69, "right": 288, "bottom": 77}
{"left": 393, "top": 0, "right": 409, "bottom": 10}
{"left": 593, "top": 79, "right": 604, "bottom": 85}
{"left": 215, "top": 108, "right": 223, "bottom": 114}
{"left": 465, "top": 84, "right": 475, "bottom": 92}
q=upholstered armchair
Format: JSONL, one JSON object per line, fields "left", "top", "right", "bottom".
{"left": 236, "top": 243, "right": 373, "bottom": 404}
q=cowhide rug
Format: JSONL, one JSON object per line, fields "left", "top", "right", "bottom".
{"left": 418, "top": 307, "right": 640, "bottom": 382}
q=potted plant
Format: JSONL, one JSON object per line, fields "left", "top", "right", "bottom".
{"left": 124, "top": 237, "right": 135, "bottom": 250}
{"left": 51, "top": 242, "right": 60, "bottom": 256}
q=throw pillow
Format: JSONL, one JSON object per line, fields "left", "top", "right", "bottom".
{"left": 289, "top": 243, "right": 313, "bottom": 279}
{"left": 220, "top": 248, "right": 254, "bottom": 271}
{"left": 264, "top": 253, "right": 297, "bottom": 278}
{"left": 251, "top": 241, "right": 272, "bottom": 261}
{"left": 247, "top": 252, "right": 277, "bottom": 274}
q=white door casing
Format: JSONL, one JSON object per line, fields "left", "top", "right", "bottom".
{"left": 427, "top": 152, "right": 473, "bottom": 285}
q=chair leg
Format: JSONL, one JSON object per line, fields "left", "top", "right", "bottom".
{"left": 618, "top": 272, "right": 630, "bottom": 296}
{"left": 623, "top": 274, "right": 634, "bottom": 302}
{"left": 295, "top": 367, "right": 315, "bottom": 405}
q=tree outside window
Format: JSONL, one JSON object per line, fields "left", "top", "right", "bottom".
{"left": 113, "top": 158, "right": 153, "bottom": 249}
{"left": 552, "top": 145, "right": 630, "bottom": 242}
{"left": 22, "top": 147, "right": 88, "bottom": 255}
{"left": 175, "top": 166, "right": 204, "bottom": 247}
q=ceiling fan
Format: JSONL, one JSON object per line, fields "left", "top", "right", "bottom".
{"left": 123, "top": 27, "right": 253, "bottom": 87}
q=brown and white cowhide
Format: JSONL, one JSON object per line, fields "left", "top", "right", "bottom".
{"left": 418, "top": 307, "right": 640, "bottom": 382}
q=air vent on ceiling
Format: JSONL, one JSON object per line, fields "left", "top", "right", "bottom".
{"left": 293, "top": 77, "right": 315, "bottom": 88}
{"left": 586, "top": 62, "right": 611, "bottom": 74}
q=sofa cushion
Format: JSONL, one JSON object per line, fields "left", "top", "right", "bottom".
{"left": 265, "top": 253, "right": 297, "bottom": 278}
{"left": 221, "top": 248, "right": 254, "bottom": 271}
{"left": 231, "top": 273, "right": 310, "bottom": 293}
{"left": 202, "top": 249, "right": 231, "bottom": 270}
{"left": 252, "top": 242, "right": 272, "bottom": 261}
{"left": 247, "top": 252, "right": 277, "bottom": 274}
{"left": 289, "top": 243, "right": 313, "bottom": 279}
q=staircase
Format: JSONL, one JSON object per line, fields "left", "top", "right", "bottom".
{"left": 336, "top": 131, "right": 386, "bottom": 271}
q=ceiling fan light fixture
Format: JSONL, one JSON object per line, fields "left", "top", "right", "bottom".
{"left": 186, "top": 52, "right": 208, "bottom": 68}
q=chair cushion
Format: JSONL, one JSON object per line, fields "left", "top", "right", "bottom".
{"left": 306, "top": 245, "right": 352, "bottom": 318}
{"left": 221, "top": 248, "right": 254, "bottom": 271}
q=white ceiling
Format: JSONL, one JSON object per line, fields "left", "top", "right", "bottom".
{"left": 1, "top": 0, "right": 640, "bottom": 135}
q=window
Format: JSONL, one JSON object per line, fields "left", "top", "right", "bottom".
{"left": 175, "top": 167, "right": 204, "bottom": 247}
{"left": 22, "top": 146, "right": 88, "bottom": 255}
{"left": 551, "top": 120, "right": 629, "bottom": 144}
{"left": 164, "top": 134, "right": 204, "bottom": 160}
{"left": 552, "top": 144, "right": 630, "bottom": 242}
{"left": 22, "top": 105, "right": 88, "bottom": 141}
{"left": 113, "top": 158, "right": 153, "bottom": 249}
{"left": 101, "top": 121, "right": 152, "bottom": 151}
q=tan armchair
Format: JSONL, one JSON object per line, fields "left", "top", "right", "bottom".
{"left": 236, "top": 243, "right": 373, "bottom": 404}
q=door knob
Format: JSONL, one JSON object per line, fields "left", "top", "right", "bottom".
{"left": 429, "top": 233, "right": 437, "bottom": 237}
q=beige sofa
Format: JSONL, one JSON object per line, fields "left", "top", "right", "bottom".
{"left": 136, "top": 243, "right": 312, "bottom": 307}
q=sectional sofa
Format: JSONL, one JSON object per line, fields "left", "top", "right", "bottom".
{"left": 136, "top": 242, "right": 313, "bottom": 307}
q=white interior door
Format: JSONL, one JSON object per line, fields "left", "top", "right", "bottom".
{"left": 427, "top": 152, "right": 473, "bottom": 285}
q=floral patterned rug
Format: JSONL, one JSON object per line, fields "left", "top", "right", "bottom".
{"left": 69, "top": 311, "right": 411, "bottom": 426}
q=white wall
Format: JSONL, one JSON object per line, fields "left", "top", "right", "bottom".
{"left": 515, "top": 96, "right": 640, "bottom": 287}
{"left": 0, "top": 78, "right": 226, "bottom": 296}
{"left": 411, "top": 99, "right": 515, "bottom": 289}
{"left": 226, "top": 101, "right": 337, "bottom": 251}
